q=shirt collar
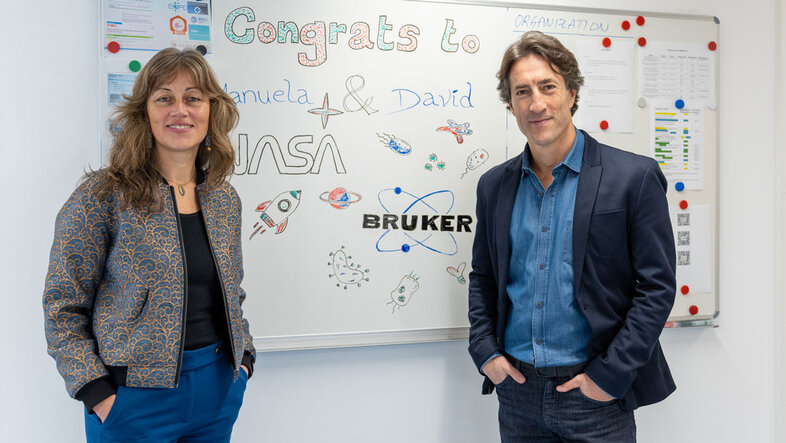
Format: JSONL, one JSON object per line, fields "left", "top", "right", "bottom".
{"left": 521, "top": 127, "right": 585, "bottom": 174}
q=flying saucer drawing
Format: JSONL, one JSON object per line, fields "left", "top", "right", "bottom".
{"left": 320, "top": 187, "right": 362, "bottom": 209}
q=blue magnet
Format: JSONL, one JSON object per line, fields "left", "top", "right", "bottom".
{"left": 394, "top": 187, "right": 402, "bottom": 194}
{"left": 401, "top": 244, "right": 410, "bottom": 253}
{"left": 675, "top": 181, "right": 685, "bottom": 192}
{"left": 675, "top": 99, "right": 685, "bottom": 109}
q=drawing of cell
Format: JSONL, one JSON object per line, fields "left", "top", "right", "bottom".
{"left": 436, "top": 119, "right": 473, "bottom": 143}
{"left": 460, "top": 149, "right": 489, "bottom": 178}
{"left": 327, "top": 246, "right": 370, "bottom": 289}
{"left": 446, "top": 262, "right": 467, "bottom": 284}
{"left": 377, "top": 132, "right": 412, "bottom": 155}
{"left": 387, "top": 272, "right": 420, "bottom": 312}
{"left": 424, "top": 153, "right": 446, "bottom": 172}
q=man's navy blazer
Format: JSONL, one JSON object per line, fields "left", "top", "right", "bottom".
{"left": 468, "top": 131, "right": 676, "bottom": 410}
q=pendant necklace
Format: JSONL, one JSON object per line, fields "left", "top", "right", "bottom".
{"left": 161, "top": 171, "right": 196, "bottom": 197}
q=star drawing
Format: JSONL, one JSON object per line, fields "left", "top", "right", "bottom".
{"left": 308, "top": 93, "right": 343, "bottom": 129}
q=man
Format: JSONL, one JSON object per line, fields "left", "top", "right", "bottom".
{"left": 468, "top": 31, "right": 676, "bottom": 442}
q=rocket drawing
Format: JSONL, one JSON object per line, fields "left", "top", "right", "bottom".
{"left": 249, "top": 190, "right": 301, "bottom": 239}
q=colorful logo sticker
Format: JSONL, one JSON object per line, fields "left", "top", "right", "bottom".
{"left": 170, "top": 16, "right": 187, "bottom": 35}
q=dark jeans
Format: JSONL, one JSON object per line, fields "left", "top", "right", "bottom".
{"left": 495, "top": 364, "right": 635, "bottom": 443}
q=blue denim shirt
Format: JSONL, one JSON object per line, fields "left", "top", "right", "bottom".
{"left": 503, "top": 129, "right": 591, "bottom": 368}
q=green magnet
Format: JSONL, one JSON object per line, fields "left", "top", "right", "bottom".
{"left": 129, "top": 60, "right": 141, "bottom": 72}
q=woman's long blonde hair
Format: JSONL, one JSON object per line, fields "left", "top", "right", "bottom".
{"left": 90, "top": 48, "right": 238, "bottom": 210}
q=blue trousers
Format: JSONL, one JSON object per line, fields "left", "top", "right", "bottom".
{"left": 495, "top": 364, "right": 635, "bottom": 443}
{"left": 85, "top": 343, "right": 247, "bottom": 443}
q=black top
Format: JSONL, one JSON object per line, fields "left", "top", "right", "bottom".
{"left": 76, "top": 209, "right": 254, "bottom": 413}
{"left": 180, "top": 211, "right": 230, "bottom": 350}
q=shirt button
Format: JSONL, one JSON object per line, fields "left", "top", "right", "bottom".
{"left": 541, "top": 226, "right": 549, "bottom": 232}
{"left": 538, "top": 263, "right": 545, "bottom": 270}
{"left": 536, "top": 302, "right": 543, "bottom": 309}
{"left": 538, "top": 192, "right": 544, "bottom": 198}
{"left": 535, "top": 338, "right": 543, "bottom": 345}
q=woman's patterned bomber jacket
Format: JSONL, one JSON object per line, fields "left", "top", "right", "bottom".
{"left": 43, "top": 171, "right": 256, "bottom": 398}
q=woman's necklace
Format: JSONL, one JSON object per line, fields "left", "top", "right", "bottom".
{"left": 161, "top": 171, "right": 196, "bottom": 196}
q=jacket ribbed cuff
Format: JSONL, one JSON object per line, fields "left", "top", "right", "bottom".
{"left": 74, "top": 377, "right": 116, "bottom": 413}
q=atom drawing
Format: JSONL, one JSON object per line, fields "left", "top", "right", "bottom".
{"left": 327, "top": 246, "right": 370, "bottom": 289}
{"left": 375, "top": 187, "right": 458, "bottom": 256}
{"left": 319, "top": 187, "right": 362, "bottom": 210}
{"left": 387, "top": 272, "right": 420, "bottom": 313}
{"left": 460, "top": 148, "right": 489, "bottom": 179}
{"left": 447, "top": 262, "right": 467, "bottom": 284}
{"left": 436, "top": 119, "right": 473, "bottom": 143}
{"left": 377, "top": 132, "right": 412, "bottom": 156}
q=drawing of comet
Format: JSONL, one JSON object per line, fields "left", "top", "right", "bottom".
{"left": 250, "top": 190, "right": 301, "bottom": 239}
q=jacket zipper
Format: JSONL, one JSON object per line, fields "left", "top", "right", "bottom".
{"left": 196, "top": 189, "right": 238, "bottom": 376}
{"left": 170, "top": 186, "right": 188, "bottom": 387}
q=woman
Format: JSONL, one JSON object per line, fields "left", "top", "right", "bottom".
{"left": 43, "top": 48, "right": 255, "bottom": 442}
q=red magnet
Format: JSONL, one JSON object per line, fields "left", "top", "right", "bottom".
{"left": 638, "top": 37, "right": 647, "bottom": 47}
{"left": 679, "top": 200, "right": 688, "bottom": 210}
{"left": 708, "top": 41, "right": 717, "bottom": 51}
{"left": 681, "top": 285, "right": 690, "bottom": 295}
{"left": 602, "top": 37, "right": 611, "bottom": 48}
{"left": 600, "top": 120, "right": 609, "bottom": 130}
{"left": 689, "top": 305, "right": 699, "bottom": 315}
{"left": 636, "top": 16, "right": 645, "bottom": 26}
{"left": 621, "top": 20, "right": 631, "bottom": 31}
{"left": 107, "top": 41, "right": 120, "bottom": 53}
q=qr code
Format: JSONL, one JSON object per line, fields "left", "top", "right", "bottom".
{"left": 677, "top": 213, "right": 690, "bottom": 226}
{"left": 678, "top": 250, "right": 691, "bottom": 266}
{"left": 677, "top": 231, "right": 690, "bottom": 246}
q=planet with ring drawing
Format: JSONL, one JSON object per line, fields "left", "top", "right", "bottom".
{"left": 320, "top": 187, "right": 362, "bottom": 209}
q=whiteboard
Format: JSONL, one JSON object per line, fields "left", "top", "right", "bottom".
{"left": 101, "top": 0, "right": 720, "bottom": 350}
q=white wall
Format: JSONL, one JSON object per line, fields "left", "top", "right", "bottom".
{"left": 0, "top": 0, "right": 778, "bottom": 442}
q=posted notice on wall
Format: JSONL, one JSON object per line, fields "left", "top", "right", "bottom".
{"left": 670, "top": 204, "right": 711, "bottom": 294}
{"left": 638, "top": 41, "right": 716, "bottom": 108}
{"left": 650, "top": 101, "right": 705, "bottom": 190}
{"left": 574, "top": 38, "right": 635, "bottom": 133}
{"left": 103, "top": 0, "right": 212, "bottom": 53}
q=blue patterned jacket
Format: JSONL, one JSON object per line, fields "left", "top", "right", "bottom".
{"left": 43, "top": 172, "right": 255, "bottom": 399}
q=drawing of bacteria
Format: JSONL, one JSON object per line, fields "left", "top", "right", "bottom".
{"left": 447, "top": 262, "right": 467, "bottom": 284}
{"left": 328, "top": 246, "right": 370, "bottom": 289}
{"left": 436, "top": 119, "right": 473, "bottom": 143}
{"left": 460, "top": 149, "right": 489, "bottom": 179}
{"left": 377, "top": 132, "right": 411, "bottom": 155}
{"left": 387, "top": 272, "right": 420, "bottom": 313}
{"left": 424, "top": 153, "right": 446, "bottom": 172}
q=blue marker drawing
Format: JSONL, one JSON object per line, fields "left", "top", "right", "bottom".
{"left": 374, "top": 187, "right": 458, "bottom": 256}
{"left": 377, "top": 133, "right": 412, "bottom": 155}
